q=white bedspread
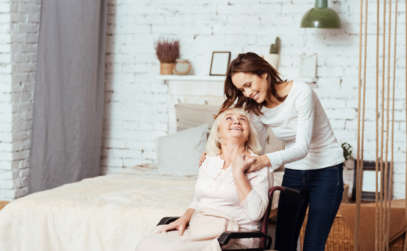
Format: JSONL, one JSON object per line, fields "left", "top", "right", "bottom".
{"left": 0, "top": 173, "right": 196, "bottom": 251}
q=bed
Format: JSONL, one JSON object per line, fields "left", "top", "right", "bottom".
{"left": 0, "top": 170, "right": 197, "bottom": 251}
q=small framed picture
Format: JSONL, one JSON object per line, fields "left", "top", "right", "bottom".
{"left": 209, "top": 51, "right": 231, "bottom": 76}
{"left": 351, "top": 160, "right": 392, "bottom": 202}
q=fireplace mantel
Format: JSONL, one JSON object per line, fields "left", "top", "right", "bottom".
{"left": 159, "top": 75, "right": 225, "bottom": 133}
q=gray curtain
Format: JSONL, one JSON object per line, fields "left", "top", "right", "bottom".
{"left": 30, "top": 0, "right": 107, "bottom": 193}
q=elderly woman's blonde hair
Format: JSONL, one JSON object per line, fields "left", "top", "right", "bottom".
{"left": 206, "top": 108, "right": 262, "bottom": 156}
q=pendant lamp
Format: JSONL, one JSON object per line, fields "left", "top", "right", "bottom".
{"left": 301, "top": 0, "right": 341, "bottom": 29}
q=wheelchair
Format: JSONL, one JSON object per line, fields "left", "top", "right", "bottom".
{"left": 157, "top": 186, "right": 304, "bottom": 251}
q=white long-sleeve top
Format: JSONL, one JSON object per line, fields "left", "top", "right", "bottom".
{"left": 251, "top": 81, "right": 344, "bottom": 171}
{"left": 189, "top": 155, "right": 269, "bottom": 231}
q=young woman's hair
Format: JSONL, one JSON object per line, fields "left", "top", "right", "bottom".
{"left": 220, "top": 52, "right": 286, "bottom": 116}
{"left": 206, "top": 108, "right": 262, "bottom": 156}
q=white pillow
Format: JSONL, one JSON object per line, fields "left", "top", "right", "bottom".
{"left": 157, "top": 124, "right": 209, "bottom": 176}
{"left": 175, "top": 103, "right": 219, "bottom": 131}
{"left": 174, "top": 103, "right": 284, "bottom": 154}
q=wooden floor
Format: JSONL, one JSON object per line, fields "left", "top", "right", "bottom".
{"left": 0, "top": 201, "right": 8, "bottom": 210}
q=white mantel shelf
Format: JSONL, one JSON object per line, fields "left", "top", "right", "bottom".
{"left": 158, "top": 75, "right": 225, "bottom": 82}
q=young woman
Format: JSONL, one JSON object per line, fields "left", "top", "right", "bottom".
{"left": 218, "top": 52, "right": 344, "bottom": 251}
{"left": 136, "top": 108, "right": 269, "bottom": 251}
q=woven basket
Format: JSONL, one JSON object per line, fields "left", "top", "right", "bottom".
{"left": 300, "top": 210, "right": 405, "bottom": 250}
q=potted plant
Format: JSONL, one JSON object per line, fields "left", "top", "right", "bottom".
{"left": 341, "top": 142, "right": 355, "bottom": 201}
{"left": 264, "top": 37, "right": 280, "bottom": 69}
{"left": 341, "top": 142, "right": 354, "bottom": 169}
{"left": 155, "top": 39, "right": 180, "bottom": 75}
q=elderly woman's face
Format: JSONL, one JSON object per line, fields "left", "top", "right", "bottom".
{"left": 217, "top": 110, "right": 250, "bottom": 143}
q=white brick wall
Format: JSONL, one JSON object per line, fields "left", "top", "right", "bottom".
{"left": 103, "top": 0, "right": 407, "bottom": 198}
{"left": 9, "top": 0, "right": 40, "bottom": 199}
{"left": 0, "top": 0, "right": 12, "bottom": 200}
{"left": 0, "top": 0, "right": 40, "bottom": 200}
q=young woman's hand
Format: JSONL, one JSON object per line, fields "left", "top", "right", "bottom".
{"left": 247, "top": 155, "right": 271, "bottom": 172}
{"left": 198, "top": 152, "right": 207, "bottom": 167}
{"left": 157, "top": 215, "right": 190, "bottom": 236}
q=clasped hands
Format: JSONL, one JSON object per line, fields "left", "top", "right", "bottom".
{"left": 199, "top": 152, "right": 271, "bottom": 173}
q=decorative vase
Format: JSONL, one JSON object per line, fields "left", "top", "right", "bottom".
{"left": 173, "top": 59, "right": 192, "bottom": 75}
{"left": 160, "top": 62, "right": 175, "bottom": 75}
{"left": 344, "top": 159, "right": 354, "bottom": 170}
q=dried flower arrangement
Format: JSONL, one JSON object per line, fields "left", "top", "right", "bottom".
{"left": 155, "top": 39, "right": 180, "bottom": 63}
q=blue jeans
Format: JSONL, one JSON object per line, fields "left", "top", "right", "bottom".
{"left": 281, "top": 163, "right": 344, "bottom": 251}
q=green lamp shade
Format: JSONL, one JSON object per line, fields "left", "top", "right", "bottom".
{"left": 301, "top": 7, "right": 341, "bottom": 29}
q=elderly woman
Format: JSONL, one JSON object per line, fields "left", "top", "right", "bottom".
{"left": 136, "top": 108, "right": 269, "bottom": 251}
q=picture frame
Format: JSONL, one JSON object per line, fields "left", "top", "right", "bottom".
{"left": 209, "top": 51, "right": 231, "bottom": 76}
{"left": 351, "top": 160, "right": 392, "bottom": 202}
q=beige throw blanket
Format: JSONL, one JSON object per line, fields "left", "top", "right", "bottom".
{"left": 0, "top": 174, "right": 196, "bottom": 251}
{"left": 136, "top": 210, "right": 250, "bottom": 251}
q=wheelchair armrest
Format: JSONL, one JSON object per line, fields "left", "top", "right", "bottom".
{"left": 157, "top": 217, "right": 179, "bottom": 226}
{"left": 218, "top": 231, "right": 271, "bottom": 248}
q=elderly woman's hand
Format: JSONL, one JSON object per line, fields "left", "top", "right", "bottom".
{"left": 247, "top": 155, "right": 271, "bottom": 173}
{"left": 232, "top": 153, "right": 256, "bottom": 174}
{"left": 157, "top": 215, "right": 190, "bottom": 236}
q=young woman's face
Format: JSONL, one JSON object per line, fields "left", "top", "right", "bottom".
{"left": 231, "top": 72, "right": 268, "bottom": 103}
{"left": 217, "top": 110, "right": 250, "bottom": 143}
